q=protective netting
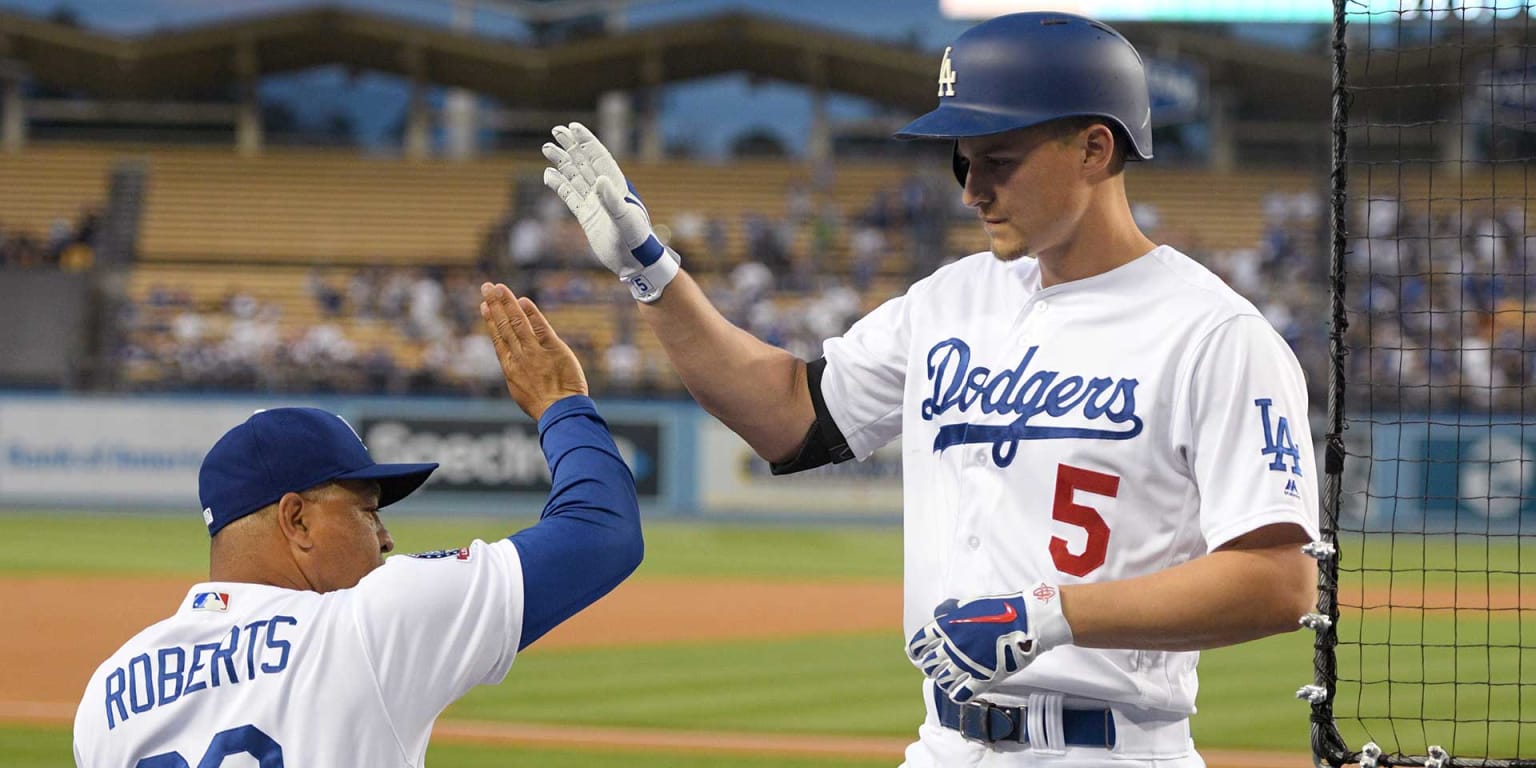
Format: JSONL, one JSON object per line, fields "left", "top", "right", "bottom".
{"left": 1317, "top": 2, "right": 1536, "bottom": 767}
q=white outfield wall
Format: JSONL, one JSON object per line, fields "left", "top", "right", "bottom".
{"left": 0, "top": 394, "right": 903, "bottom": 522}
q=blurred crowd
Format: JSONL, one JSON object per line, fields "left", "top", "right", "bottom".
{"left": 104, "top": 173, "right": 1536, "bottom": 411}
{"left": 0, "top": 207, "right": 100, "bottom": 270}
{"left": 117, "top": 268, "right": 508, "bottom": 396}
{"left": 1345, "top": 198, "right": 1536, "bottom": 410}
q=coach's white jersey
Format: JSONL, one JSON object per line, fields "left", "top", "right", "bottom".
{"left": 822, "top": 246, "right": 1319, "bottom": 717}
{"left": 74, "top": 538, "right": 524, "bottom": 767}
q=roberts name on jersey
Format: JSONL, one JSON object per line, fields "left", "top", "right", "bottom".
{"left": 101, "top": 612, "right": 298, "bottom": 730}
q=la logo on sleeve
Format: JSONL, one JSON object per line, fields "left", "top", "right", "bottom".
{"left": 1254, "top": 398, "right": 1302, "bottom": 475}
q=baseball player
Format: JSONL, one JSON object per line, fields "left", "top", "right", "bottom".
{"left": 73, "top": 283, "right": 642, "bottom": 767}
{"left": 543, "top": 11, "right": 1319, "bottom": 767}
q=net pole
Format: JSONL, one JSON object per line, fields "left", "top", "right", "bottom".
{"left": 1315, "top": 1, "right": 1354, "bottom": 766}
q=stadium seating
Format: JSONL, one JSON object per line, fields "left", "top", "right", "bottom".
{"left": 0, "top": 145, "right": 119, "bottom": 234}
{"left": 18, "top": 143, "right": 1519, "bottom": 395}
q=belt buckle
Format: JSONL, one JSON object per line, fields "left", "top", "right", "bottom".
{"left": 957, "top": 701, "right": 993, "bottom": 743}
{"left": 958, "top": 703, "right": 1019, "bottom": 743}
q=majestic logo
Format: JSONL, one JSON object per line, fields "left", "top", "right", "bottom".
{"left": 1031, "top": 583, "right": 1058, "bottom": 603}
{"left": 1284, "top": 478, "right": 1301, "bottom": 498}
{"left": 1255, "top": 398, "right": 1303, "bottom": 475}
{"left": 938, "top": 46, "right": 958, "bottom": 97}
{"left": 949, "top": 602, "right": 1017, "bottom": 625}
{"left": 922, "top": 339, "right": 1143, "bottom": 467}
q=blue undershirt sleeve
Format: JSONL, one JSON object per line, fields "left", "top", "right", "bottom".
{"left": 507, "top": 395, "right": 643, "bottom": 649}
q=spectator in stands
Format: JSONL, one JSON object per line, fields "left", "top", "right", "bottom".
{"left": 860, "top": 189, "right": 896, "bottom": 231}
{"left": 704, "top": 216, "right": 730, "bottom": 271}
{"left": 1457, "top": 308, "right": 1501, "bottom": 405}
{"left": 406, "top": 268, "right": 449, "bottom": 341}
{"left": 602, "top": 334, "right": 644, "bottom": 393}
{"left": 347, "top": 267, "right": 383, "bottom": 320}
{"left": 448, "top": 329, "right": 506, "bottom": 396}
{"left": 743, "top": 213, "right": 791, "bottom": 280}
{"left": 293, "top": 322, "right": 357, "bottom": 370}
{"left": 308, "top": 268, "right": 346, "bottom": 317}
{"left": 223, "top": 303, "right": 281, "bottom": 378}
{"left": 510, "top": 217, "right": 547, "bottom": 272}
{"left": 670, "top": 210, "right": 706, "bottom": 257}
{"left": 59, "top": 240, "right": 94, "bottom": 272}
{"left": 786, "top": 179, "right": 815, "bottom": 228}
{"left": 849, "top": 224, "right": 885, "bottom": 292}
{"left": 359, "top": 344, "right": 403, "bottom": 394}
{"left": 0, "top": 231, "right": 44, "bottom": 268}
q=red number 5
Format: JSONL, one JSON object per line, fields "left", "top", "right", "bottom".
{"left": 1050, "top": 464, "right": 1118, "bottom": 577}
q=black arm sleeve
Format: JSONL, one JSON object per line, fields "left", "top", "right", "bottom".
{"left": 769, "top": 357, "right": 855, "bottom": 476}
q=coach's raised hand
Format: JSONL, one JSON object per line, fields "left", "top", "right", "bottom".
{"left": 542, "top": 122, "right": 681, "bottom": 303}
{"left": 480, "top": 282, "right": 588, "bottom": 420}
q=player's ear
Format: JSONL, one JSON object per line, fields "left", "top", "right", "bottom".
{"left": 1080, "top": 123, "right": 1121, "bottom": 177}
{"left": 275, "top": 491, "right": 315, "bottom": 551}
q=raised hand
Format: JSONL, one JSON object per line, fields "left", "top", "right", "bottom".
{"left": 906, "top": 585, "right": 1074, "bottom": 703}
{"left": 479, "top": 282, "right": 589, "bottom": 420}
{"left": 541, "top": 122, "right": 681, "bottom": 303}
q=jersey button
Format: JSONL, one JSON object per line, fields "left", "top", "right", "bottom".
{"left": 1037, "top": 301, "right": 1050, "bottom": 312}
{"left": 967, "top": 536, "right": 981, "bottom": 550}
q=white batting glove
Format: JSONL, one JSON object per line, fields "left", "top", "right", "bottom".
{"left": 906, "top": 585, "right": 1074, "bottom": 703}
{"left": 542, "top": 122, "right": 681, "bottom": 303}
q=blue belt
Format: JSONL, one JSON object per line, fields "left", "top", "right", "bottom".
{"left": 933, "top": 687, "right": 1117, "bottom": 747}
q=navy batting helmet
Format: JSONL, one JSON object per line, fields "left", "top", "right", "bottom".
{"left": 895, "top": 12, "right": 1153, "bottom": 183}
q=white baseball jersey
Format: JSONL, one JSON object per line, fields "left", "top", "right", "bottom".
{"left": 822, "top": 245, "right": 1320, "bottom": 717}
{"left": 73, "top": 537, "right": 524, "bottom": 767}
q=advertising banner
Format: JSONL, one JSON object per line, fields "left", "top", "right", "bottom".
{"left": 355, "top": 413, "right": 662, "bottom": 499}
{"left": 1349, "top": 414, "right": 1536, "bottom": 533}
{"left": 0, "top": 397, "right": 669, "bottom": 511}
{"left": 0, "top": 399, "right": 260, "bottom": 506}
{"left": 696, "top": 420, "right": 902, "bottom": 518}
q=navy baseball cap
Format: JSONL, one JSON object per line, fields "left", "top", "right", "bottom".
{"left": 198, "top": 407, "right": 438, "bottom": 536}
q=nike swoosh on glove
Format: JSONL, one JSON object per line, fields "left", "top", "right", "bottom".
{"left": 906, "top": 584, "right": 1074, "bottom": 703}
{"left": 542, "top": 122, "right": 681, "bottom": 303}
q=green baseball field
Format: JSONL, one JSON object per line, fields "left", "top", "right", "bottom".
{"left": 1, "top": 514, "right": 1528, "bottom": 767}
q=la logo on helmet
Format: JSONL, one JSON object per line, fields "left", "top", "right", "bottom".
{"left": 938, "top": 46, "right": 958, "bottom": 97}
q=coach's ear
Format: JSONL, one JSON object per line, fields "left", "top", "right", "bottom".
{"left": 275, "top": 491, "right": 316, "bottom": 552}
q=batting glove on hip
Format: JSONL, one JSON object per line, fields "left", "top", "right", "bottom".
{"left": 906, "top": 584, "right": 1074, "bottom": 703}
{"left": 542, "top": 122, "right": 680, "bottom": 303}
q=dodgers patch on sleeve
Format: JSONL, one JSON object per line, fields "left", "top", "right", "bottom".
{"left": 1254, "top": 397, "right": 1303, "bottom": 475}
{"left": 407, "top": 546, "right": 473, "bottom": 561}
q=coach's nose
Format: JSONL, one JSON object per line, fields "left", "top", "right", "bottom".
{"left": 378, "top": 526, "right": 395, "bottom": 555}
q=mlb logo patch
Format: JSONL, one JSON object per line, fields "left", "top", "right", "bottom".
{"left": 408, "top": 546, "right": 473, "bottom": 562}
{"left": 192, "top": 592, "right": 230, "bottom": 612}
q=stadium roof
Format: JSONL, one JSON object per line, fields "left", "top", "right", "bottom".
{"left": 0, "top": 4, "right": 1360, "bottom": 120}
{"left": 14, "top": 3, "right": 1493, "bottom": 148}
{"left": 0, "top": 6, "right": 941, "bottom": 111}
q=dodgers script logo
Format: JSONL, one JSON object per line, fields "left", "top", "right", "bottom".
{"left": 922, "top": 339, "right": 1143, "bottom": 467}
